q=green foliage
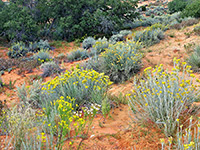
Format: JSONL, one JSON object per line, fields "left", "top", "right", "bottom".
{"left": 101, "top": 97, "right": 111, "bottom": 117}
{"left": 67, "top": 49, "right": 89, "bottom": 62}
{"left": 41, "top": 69, "right": 112, "bottom": 106}
{"left": 187, "top": 45, "right": 200, "bottom": 72}
{"left": 0, "top": 2, "right": 39, "bottom": 42}
{"left": 128, "top": 59, "right": 200, "bottom": 136}
{"left": 0, "top": 0, "right": 139, "bottom": 42}
{"left": 168, "top": 0, "right": 188, "bottom": 14}
{"left": 40, "top": 61, "right": 62, "bottom": 77}
{"left": 0, "top": 76, "right": 3, "bottom": 88}
{"left": 182, "top": 0, "right": 200, "bottom": 18}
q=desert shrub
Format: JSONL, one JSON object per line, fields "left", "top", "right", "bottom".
{"left": 194, "top": 24, "right": 200, "bottom": 35}
{"left": 84, "top": 41, "right": 143, "bottom": 83}
{"left": 128, "top": 59, "right": 200, "bottom": 136}
{"left": 82, "top": 37, "right": 96, "bottom": 50}
{"left": 27, "top": 41, "right": 39, "bottom": 52}
{"left": 187, "top": 45, "right": 200, "bottom": 72}
{"left": 3, "top": 106, "right": 40, "bottom": 149}
{"left": 133, "top": 24, "right": 165, "bottom": 46}
{"left": 17, "top": 59, "right": 40, "bottom": 74}
{"left": 41, "top": 69, "right": 112, "bottom": 106}
{"left": 168, "top": 0, "right": 188, "bottom": 14}
{"left": 7, "top": 40, "right": 51, "bottom": 59}
{"left": 17, "top": 80, "right": 42, "bottom": 108}
{"left": 67, "top": 49, "right": 89, "bottom": 62}
{"left": 182, "top": 0, "right": 200, "bottom": 18}
{"left": 40, "top": 61, "right": 62, "bottom": 77}
{"left": 1, "top": 99, "right": 98, "bottom": 149}
{"left": 37, "top": 39, "right": 51, "bottom": 50}
{"left": 124, "top": 12, "right": 182, "bottom": 30}
{"left": 171, "top": 18, "right": 199, "bottom": 30}
{"left": 7, "top": 42, "right": 28, "bottom": 58}
{"left": 100, "top": 41, "right": 143, "bottom": 83}
{"left": 33, "top": 49, "right": 52, "bottom": 64}
{"left": 119, "top": 30, "right": 132, "bottom": 37}
{"left": 0, "top": 58, "right": 40, "bottom": 74}
{"left": 109, "top": 34, "right": 124, "bottom": 44}
{"left": 161, "top": 117, "right": 200, "bottom": 149}
{"left": 92, "top": 37, "right": 109, "bottom": 54}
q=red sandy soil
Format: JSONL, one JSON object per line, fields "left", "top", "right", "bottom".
{"left": 0, "top": 22, "right": 200, "bottom": 149}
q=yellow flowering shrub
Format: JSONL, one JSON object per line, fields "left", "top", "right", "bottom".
{"left": 128, "top": 58, "right": 200, "bottom": 136}
{"left": 100, "top": 40, "right": 143, "bottom": 83}
{"left": 43, "top": 96, "right": 100, "bottom": 149}
{"left": 41, "top": 68, "right": 112, "bottom": 105}
{"left": 161, "top": 116, "right": 200, "bottom": 149}
{"left": 133, "top": 23, "right": 166, "bottom": 46}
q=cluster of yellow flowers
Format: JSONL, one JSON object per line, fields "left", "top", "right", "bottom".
{"left": 37, "top": 132, "right": 46, "bottom": 143}
{"left": 42, "top": 68, "right": 112, "bottom": 92}
{"left": 101, "top": 40, "right": 142, "bottom": 72}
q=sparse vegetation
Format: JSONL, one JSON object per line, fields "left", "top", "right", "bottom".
{"left": 1, "top": 0, "right": 200, "bottom": 149}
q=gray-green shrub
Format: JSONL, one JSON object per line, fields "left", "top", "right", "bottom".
{"left": 40, "top": 61, "right": 62, "bottom": 77}
{"left": 82, "top": 37, "right": 96, "bottom": 49}
{"left": 187, "top": 45, "right": 200, "bottom": 72}
{"left": 67, "top": 49, "right": 89, "bottom": 62}
{"left": 128, "top": 60, "right": 200, "bottom": 136}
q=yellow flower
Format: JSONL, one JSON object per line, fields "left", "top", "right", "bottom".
{"left": 145, "top": 103, "right": 148, "bottom": 106}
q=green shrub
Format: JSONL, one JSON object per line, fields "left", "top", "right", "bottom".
{"left": 187, "top": 45, "right": 200, "bottom": 72}
{"left": 168, "top": 0, "right": 188, "bottom": 14}
{"left": 67, "top": 49, "right": 89, "bottom": 62}
{"left": 40, "top": 61, "right": 62, "bottom": 77}
{"left": 128, "top": 59, "right": 200, "bottom": 136}
{"left": 41, "top": 69, "right": 112, "bottom": 106}
{"left": 82, "top": 37, "right": 96, "bottom": 50}
{"left": 7, "top": 42, "right": 28, "bottom": 58}
{"left": 0, "top": 0, "right": 139, "bottom": 42}
{"left": 182, "top": 0, "right": 200, "bottom": 18}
